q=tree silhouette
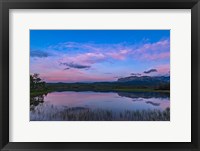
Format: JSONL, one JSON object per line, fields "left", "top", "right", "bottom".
{"left": 30, "top": 73, "right": 47, "bottom": 92}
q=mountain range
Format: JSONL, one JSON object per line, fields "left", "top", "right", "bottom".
{"left": 117, "top": 75, "right": 169, "bottom": 83}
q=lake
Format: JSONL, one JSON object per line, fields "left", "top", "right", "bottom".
{"left": 30, "top": 91, "right": 170, "bottom": 121}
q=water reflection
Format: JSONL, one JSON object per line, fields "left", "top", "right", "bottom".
{"left": 30, "top": 91, "right": 170, "bottom": 121}
{"left": 30, "top": 94, "right": 47, "bottom": 110}
{"left": 145, "top": 101, "right": 160, "bottom": 106}
{"left": 118, "top": 92, "right": 169, "bottom": 99}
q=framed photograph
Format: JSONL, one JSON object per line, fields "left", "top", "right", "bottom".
{"left": 0, "top": 0, "right": 200, "bottom": 150}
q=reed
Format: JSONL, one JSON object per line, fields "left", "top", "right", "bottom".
{"left": 30, "top": 103, "right": 170, "bottom": 121}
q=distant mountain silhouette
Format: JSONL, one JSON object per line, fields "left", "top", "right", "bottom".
{"left": 46, "top": 75, "right": 170, "bottom": 92}
{"left": 117, "top": 76, "right": 170, "bottom": 86}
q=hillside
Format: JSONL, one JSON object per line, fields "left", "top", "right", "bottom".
{"left": 46, "top": 76, "right": 170, "bottom": 92}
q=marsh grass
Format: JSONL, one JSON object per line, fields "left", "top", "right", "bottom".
{"left": 30, "top": 103, "right": 170, "bottom": 121}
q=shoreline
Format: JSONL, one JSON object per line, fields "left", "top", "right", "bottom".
{"left": 31, "top": 88, "right": 170, "bottom": 97}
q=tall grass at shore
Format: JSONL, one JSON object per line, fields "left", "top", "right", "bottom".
{"left": 30, "top": 103, "right": 170, "bottom": 121}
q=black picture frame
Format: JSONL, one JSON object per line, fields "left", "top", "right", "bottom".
{"left": 0, "top": 0, "right": 200, "bottom": 150}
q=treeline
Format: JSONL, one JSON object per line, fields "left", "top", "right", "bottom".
{"left": 30, "top": 74, "right": 170, "bottom": 94}
{"left": 46, "top": 82, "right": 170, "bottom": 93}
{"left": 30, "top": 74, "right": 49, "bottom": 96}
{"left": 155, "top": 83, "right": 170, "bottom": 90}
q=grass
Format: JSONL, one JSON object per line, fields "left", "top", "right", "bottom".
{"left": 30, "top": 89, "right": 53, "bottom": 97}
{"left": 30, "top": 104, "right": 170, "bottom": 121}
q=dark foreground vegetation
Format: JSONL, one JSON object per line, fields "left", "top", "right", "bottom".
{"left": 30, "top": 103, "right": 170, "bottom": 121}
{"left": 47, "top": 82, "right": 170, "bottom": 93}
{"left": 46, "top": 77, "right": 170, "bottom": 93}
{"left": 30, "top": 74, "right": 50, "bottom": 96}
{"left": 31, "top": 73, "right": 170, "bottom": 95}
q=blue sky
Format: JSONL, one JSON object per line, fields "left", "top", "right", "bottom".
{"left": 30, "top": 30, "right": 170, "bottom": 83}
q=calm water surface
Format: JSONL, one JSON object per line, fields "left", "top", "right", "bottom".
{"left": 30, "top": 91, "right": 170, "bottom": 121}
{"left": 40, "top": 91, "right": 169, "bottom": 111}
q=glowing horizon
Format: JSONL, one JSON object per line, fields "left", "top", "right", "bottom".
{"left": 30, "top": 30, "right": 170, "bottom": 83}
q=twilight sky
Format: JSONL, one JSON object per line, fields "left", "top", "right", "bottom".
{"left": 30, "top": 30, "right": 170, "bottom": 83}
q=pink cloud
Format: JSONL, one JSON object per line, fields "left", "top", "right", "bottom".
{"left": 107, "top": 49, "right": 131, "bottom": 60}
{"left": 41, "top": 68, "right": 115, "bottom": 83}
{"left": 142, "top": 52, "right": 170, "bottom": 61}
{"left": 48, "top": 39, "right": 170, "bottom": 65}
{"left": 31, "top": 38, "right": 170, "bottom": 82}
{"left": 156, "top": 64, "right": 170, "bottom": 74}
{"left": 41, "top": 69, "right": 83, "bottom": 82}
{"left": 30, "top": 57, "right": 61, "bottom": 75}
{"left": 130, "top": 39, "right": 170, "bottom": 61}
{"left": 61, "top": 52, "right": 106, "bottom": 65}
{"left": 136, "top": 39, "right": 169, "bottom": 53}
